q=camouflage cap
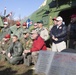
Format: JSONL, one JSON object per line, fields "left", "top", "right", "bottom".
{"left": 30, "top": 30, "right": 39, "bottom": 34}
{"left": 23, "top": 30, "right": 30, "bottom": 34}
{"left": 37, "top": 20, "right": 43, "bottom": 24}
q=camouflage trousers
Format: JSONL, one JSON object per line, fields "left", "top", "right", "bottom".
{"left": 24, "top": 51, "right": 39, "bottom": 66}
{"left": 0, "top": 54, "right": 6, "bottom": 61}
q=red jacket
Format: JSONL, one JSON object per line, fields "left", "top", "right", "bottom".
{"left": 30, "top": 35, "right": 47, "bottom": 52}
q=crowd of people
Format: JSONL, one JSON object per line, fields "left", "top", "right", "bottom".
{"left": 0, "top": 15, "right": 76, "bottom": 67}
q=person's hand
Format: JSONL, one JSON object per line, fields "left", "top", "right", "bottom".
{"left": 52, "top": 35, "right": 58, "bottom": 41}
{"left": 10, "top": 56, "right": 12, "bottom": 59}
{"left": 8, "top": 53, "right": 11, "bottom": 58}
{"left": 1, "top": 51, "right": 6, "bottom": 54}
{"left": 23, "top": 50, "right": 30, "bottom": 54}
{"left": 52, "top": 35, "right": 55, "bottom": 40}
{"left": 54, "top": 38, "right": 58, "bottom": 41}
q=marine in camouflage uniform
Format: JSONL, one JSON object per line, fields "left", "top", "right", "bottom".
{"left": 13, "top": 21, "right": 22, "bottom": 39}
{"left": 21, "top": 22, "right": 30, "bottom": 37}
{"left": 1, "top": 22, "right": 11, "bottom": 40}
{"left": 0, "top": 34, "right": 11, "bottom": 51}
{"left": 6, "top": 35, "right": 23, "bottom": 65}
{"left": 20, "top": 30, "right": 33, "bottom": 66}
{"left": 0, "top": 34, "right": 11, "bottom": 61}
{"left": 33, "top": 22, "right": 39, "bottom": 32}
{"left": 37, "top": 20, "right": 49, "bottom": 41}
{"left": 37, "top": 20, "right": 50, "bottom": 48}
{"left": 22, "top": 22, "right": 29, "bottom": 31}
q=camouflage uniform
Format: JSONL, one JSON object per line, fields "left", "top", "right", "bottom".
{"left": 6, "top": 40, "right": 23, "bottom": 65}
{"left": 20, "top": 37, "right": 32, "bottom": 50}
{"left": 1, "top": 27, "right": 11, "bottom": 40}
{"left": 0, "top": 39, "right": 12, "bottom": 61}
{"left": 20, "top": 32, "right": 33, "bottom": 66}
{"left": 0, "top": 39, "right": 12, "bottom": 51}
{"left": 38, "top": 27, "right": 49, "bottom": 41}
{"left": 21, "top": 28, "right": 30, "bottom": 37}
{"left": 13, "top": 27, "right": 22, "bottom": 39}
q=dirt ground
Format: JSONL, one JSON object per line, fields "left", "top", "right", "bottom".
{"left": 0, "top": 60, "right": 36, "bottom": 75}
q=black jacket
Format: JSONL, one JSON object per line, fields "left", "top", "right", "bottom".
{"left": 50, "top": 24, "right": 67, "bottom": 44}
{"left": 68, "top": 23, "right": 76, "bottom": 40}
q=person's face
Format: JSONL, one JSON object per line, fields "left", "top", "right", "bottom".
{"left": 37, "top": 23, "right": 43, "bottom": 28}
{"left": 53, "top": 20, "right": 57, "bottom": 25}
{"left": 4, "top": 24, "right": 8, "bottom": 28}
{"left": 23, "top": 33, "right": 29, "bottom": 38}
{"left": 16, "top": 25, "right": 20, "bottom": 28}
{"left": 30, "top": 33, "right": 38, "bottom": 40}
{"left": 12, "top": 36, "right": 17, "bottom": 43}
{"left": 3, "top": 38, "right": 9, "bottom": 41}
{"left": 23, "top": 26, "right": 27, "bottom": 29}
{"left": 56, "top": 20, "right": 62, "bottom": 25}
{"left": 71, "top": 18, "right": 76, "bottom": 23}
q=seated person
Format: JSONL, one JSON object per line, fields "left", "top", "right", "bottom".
{"left": 0, "top": 34, "right": 11, "bottom": 52}
{"left": 20, "top": 30, "right": 32, "bottom": 50}
{"left": 5, "top": 35, "right": 23, "bottom": 65}
{"left": 23, "top": 30, "right": 47, "bottom": 65}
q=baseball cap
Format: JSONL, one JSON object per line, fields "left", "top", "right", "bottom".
{"left": 52, "top": 17, "right": 57, "bottom": 21}
{"left": 37, "top": 20, "right": 43, "bottom": 24}
{"left": 23, "top": 30, "right": 30, "bottom": 34}
{"left": 16, "top": 21, "right": 21, "bottom": 26}
{"left": 71, "top": 14, "right": 76, "bottom": 18}
{"left": 22, "top": 22, "right": 27, "bottom": 26}
{"left": 56, "top": 16, "right": 63, "bottom": 21}
{"left": 30, "top": 30, "right": 39, "bottom": 34}
{"left": 4, "top": 34, "right": 11, "bottom": 38}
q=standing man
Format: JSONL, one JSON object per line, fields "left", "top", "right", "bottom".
{"left": 1, "top": 21, "right": 11, "bottom": 40}
{"left": 21, "top": 22, "right": 30, "bottom": 37}
{"left": 6, "top": 35, "right": 23, "bottom": 65}
{"left": 68, "top": 14, "right": 76, "bottom": 49}
{"left": 50, "top": 16, "right": 67, "bottom": 52}
{"left": 37, "top": 20, "right": 49, "bottom": 41}
{"left": 49, "top": 17, "right": 57, "bottom": 31}
{"left": 13, "top": 21, "right": 22, "bottom": 39}
{"left": 33, "top": 22, "right": 39, "bottom": 32}
{"left": 37, "top": 20, "right": 50, "bottom": 48}
{"left": 22, "top": 22, "right": 29, "bottom": 31}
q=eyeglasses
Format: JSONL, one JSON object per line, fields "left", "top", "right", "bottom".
{"left": 56, "top": 20, "right": 60, "bottom": 22}
{"left": 34, "top": 25, "right": 37, "bottom": 26}
{"left": 4, "top": 24, "right": 7, "bottom": 25}
{"left": 23, "top": 33, "right": 27, "bottom": 35}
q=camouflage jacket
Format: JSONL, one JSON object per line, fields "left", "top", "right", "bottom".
{"left": 13, "top": 27, "right": 22, "bottom": 39}
{"left": 38, "top": 27, "right": 49, "bottom": 41}
{"left": 0, "top": 39, "right": 12, "bottom": 51}
{"left": 20, "top": 37, "right": 33, "bottom": 50}
{"left": 1, "top": 27, "right": 11, "bottom": 40}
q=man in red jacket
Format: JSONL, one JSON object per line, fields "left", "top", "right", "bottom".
{"left": 23, "top": 30, "right": 47, "bottom": 65}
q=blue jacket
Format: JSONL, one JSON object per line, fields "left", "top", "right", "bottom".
{"left": 50, "top": 24, "right": 67, "bottom": 44}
